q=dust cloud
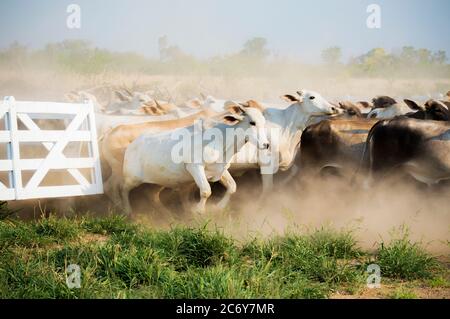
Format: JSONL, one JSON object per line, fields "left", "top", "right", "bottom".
{"left": 1, "top": 71, "right": 449, "bottom": 256}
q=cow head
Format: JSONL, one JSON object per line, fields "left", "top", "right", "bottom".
{"left": 281, "top": 90, "right": 338, "bottom": 115}
{"left": 224, "top": 103, "right": 270, "bottom": 150}
{"left": 115, "top": 90, "right": 152, "bottom": 105}
{"left": 338, "top": 101, "right": 363, "bottom": 117}
{"left": 184, "top": 98, "right": 203, "bottom": 109}
{"left": 424, "top": 100, "right": 450, "bottom": 120}
{"left": 367, "top": 96, "right": 411, "bottom": 119}
{"left": 371, "top": 96, "right": 397, "bottom": 110}
{"left": 239, "top": 100, "right": 266, "bottom": 113}
{"left": 403, "top": 99, "right": 450, "bottom": 121}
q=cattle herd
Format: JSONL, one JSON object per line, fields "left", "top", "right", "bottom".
{"left": 67, "top": 87, "right": 450, "bottom": 216}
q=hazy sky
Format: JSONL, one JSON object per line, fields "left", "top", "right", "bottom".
{"left": 0, "top": 0, "right": 449, "bottom": 62}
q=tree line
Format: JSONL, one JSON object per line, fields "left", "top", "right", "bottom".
{"left": 0, "top": 37, "right": 448, "bottom": 78}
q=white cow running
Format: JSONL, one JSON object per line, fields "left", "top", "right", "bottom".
{"left": 121, "top": 104, "right": 269, "bottom": 215}
{"left": 228, "top": 89, "right": 338, "bottom": 196}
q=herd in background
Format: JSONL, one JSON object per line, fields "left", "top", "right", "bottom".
{"left": 65, "top": 86, "right": 450, "bottom": 216}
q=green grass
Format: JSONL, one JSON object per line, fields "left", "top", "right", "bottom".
{"left": 427, "top": 276, "right": 450, "bottom": 288}
{"left": 390, "top": 287, "right": 418, "bottom": 299}
{"left": 0, "top": 216, "right": 446, "bottom": 299}
{"left": 374, "top": 227, "right": 437, "bottom": 280}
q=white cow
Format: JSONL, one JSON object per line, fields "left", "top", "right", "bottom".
{"left": 198, "top": 95, "right": 231, "bottom": 113}
{"left": 228, "top": 89, "right": 338, "bottom": 196}
{"left": 106, "top": 90, "right": 153, "bottom": 114}
{"left": 65, "top": 90, "right": 188, "bottom": 137}
{"left": 121, "top": 104, "right": 269, "bottom": 215}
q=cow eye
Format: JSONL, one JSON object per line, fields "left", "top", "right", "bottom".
{"left": 249, "top": 121, "right": 256, "bottom": 126}
{"left": 309, "top": 96, "right": 315, "bottom": 100}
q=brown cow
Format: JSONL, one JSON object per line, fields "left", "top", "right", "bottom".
{"left": 297, "top": 99, "right": 450, "bottom": 180}
{"left": 337, "top": 101, "right": 367, "bottom": 118}
{"left": 365, "top": 117, "right": 450, "bottom": 186}
{"left": 297, "top": 118, "right": 379, "bottom": 179}
{"left": 403, "top": 99, "right": 450, "bottom": 121}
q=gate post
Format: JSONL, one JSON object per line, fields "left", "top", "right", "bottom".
{"left": 4, "top": 96, "right": 22, "bottom": 199}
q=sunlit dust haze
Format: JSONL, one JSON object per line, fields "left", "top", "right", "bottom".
{"left": 0, "top": 0, "right": 449, "bottom": 253}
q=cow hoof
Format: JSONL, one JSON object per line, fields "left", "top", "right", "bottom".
{"left": 191, "top": 207, "right": 205, "bottom": 215}
{"left": 216, "top": 202, "right": 228, "bottom": 210}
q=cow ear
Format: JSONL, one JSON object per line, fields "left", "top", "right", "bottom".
{"left": 225, "top": 102, "right": 245, "bottom": 116}
{"left": 142, "top": 106, "right": 154, "bottom": 115}
{"left": 185, "top": 99, "right": 201, "bottom": 108}
{"left": 153, "top": 99, "right": 165, "bottom": 110}
{"left": 404, "top": 99, "right": 424, "bottom": 111}
{"left": 280, "top": 94, "right": 299, "bottom": 102}
{"left": 223, "top": 114, "right": 242, "bottom": 125}
{"left": 241, "top": 100, "right": 265, "bottom": 112}
{"left": 357, "top": 101, "right": 371, "bottom": 109}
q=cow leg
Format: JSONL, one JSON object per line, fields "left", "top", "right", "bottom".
{"left": 148, "top": 186, "right": 174, "bottom": 218}
{"left": 180, "top": 184, "right": 195, "bottom": 212}
{"left": 104, "top": 175, "right": 122, "bottom": 206}
{"left": 121, "top": 177, "right": 140, "bottom": 216}
{"left": 278, "top": 164, "right": 299, "bottom": 187}
{"left": 103, "top": 176, "right": 114, "bottom": 199}
{"left": 104, "top": 156, "right": 124, "bottom": 206}
{"left": 259, "top": 173, "right": 274, "bottom": 201}
{"left": 216, "top": 170, "right": 237, "bottom": 209}
{"left": 186, "top": 164, "right": 211, "bottom": 214}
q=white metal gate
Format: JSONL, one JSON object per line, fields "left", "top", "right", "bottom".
{"left": 0, "top": 96, "right": 103, "bottom": 200}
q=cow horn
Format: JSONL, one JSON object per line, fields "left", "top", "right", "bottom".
{"left": 124, "top": 86, "right": 133, "bottom": 96}
{"left": 154, "top": 99, "right": 163, "bottom": 110}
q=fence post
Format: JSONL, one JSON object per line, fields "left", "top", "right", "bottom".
{"left": 86, "top": 99, "right": 103, "bottom": 192}
{"left": 3, "top": 97, "right": 13, "bottom": 191}
{"left": 4, "top": 96, "right": 22, "bottom": 199}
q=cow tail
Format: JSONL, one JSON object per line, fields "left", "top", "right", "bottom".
{"left": 350, "top": 120, "right": 384, "bottom": 184}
